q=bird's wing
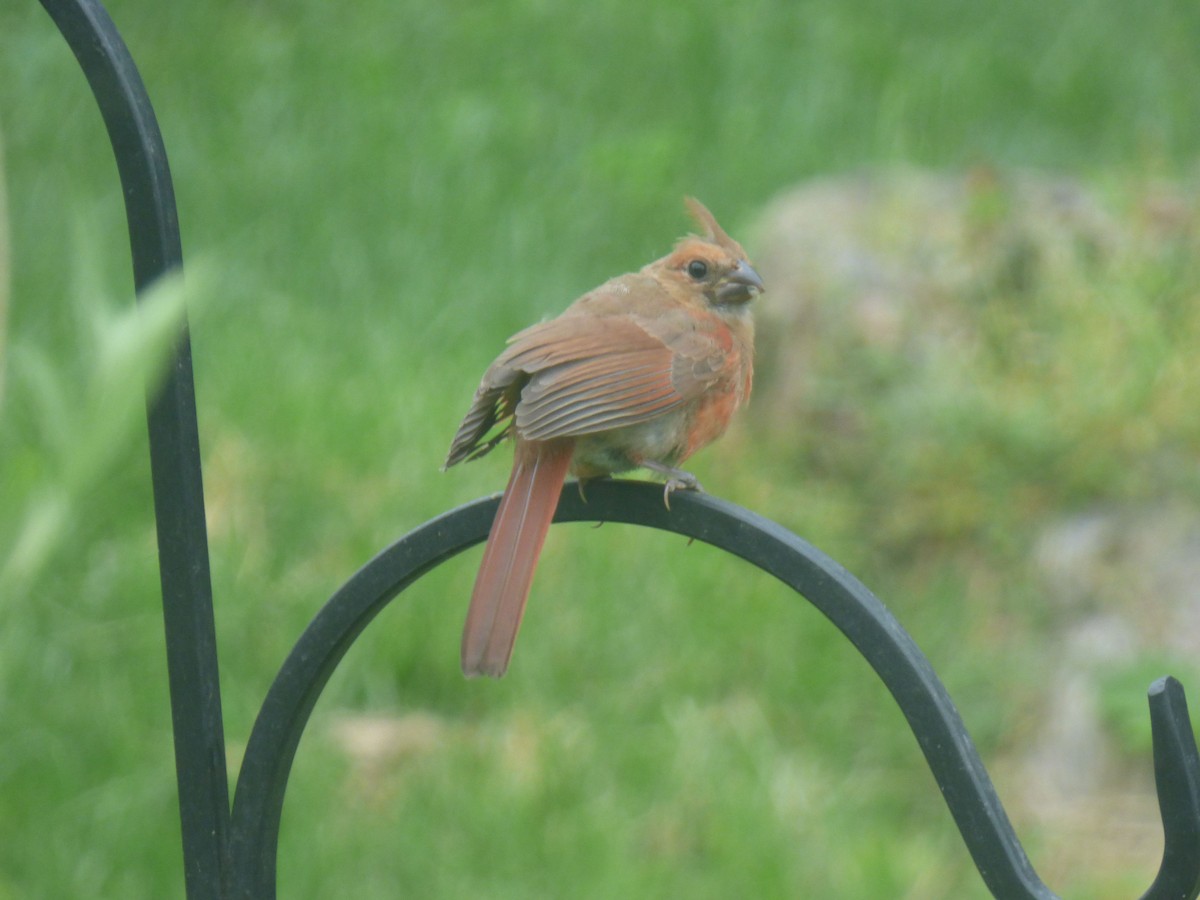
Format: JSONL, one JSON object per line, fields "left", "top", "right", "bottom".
{"left": 504, "top": 312, "right": 735, "bottom": 441}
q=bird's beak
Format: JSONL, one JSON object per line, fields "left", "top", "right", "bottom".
{"left": 717, "top": 260, "right": 765, "bottom": 303}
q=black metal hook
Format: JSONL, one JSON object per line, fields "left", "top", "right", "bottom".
{"left": 37, "top": 0, "right": 1200, "bottom": 898}
{"left": 227, "top": 481, "right": 1200, "bottom": 900}
{"left": 1143, "top": 677, "right": 1200, "bottom": 899}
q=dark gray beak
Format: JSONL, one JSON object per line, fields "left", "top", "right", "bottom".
{"left": 717, "top": 260, "right": 765, "bottom": 303}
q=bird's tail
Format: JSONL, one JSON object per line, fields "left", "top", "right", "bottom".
{"left": 461, "top": 439, "right": 574, "bottom": 677}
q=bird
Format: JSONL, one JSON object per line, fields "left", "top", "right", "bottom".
{"left": 444, "top": 198, "right": 763, "bottom": 678}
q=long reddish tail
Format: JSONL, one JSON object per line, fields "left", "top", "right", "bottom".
{"left": 462, "top": 438, "right": 574, "bottom": 677}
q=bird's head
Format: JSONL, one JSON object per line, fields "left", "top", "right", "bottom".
{"left": 650, "top": 197, "right": 765, "bottom": 308}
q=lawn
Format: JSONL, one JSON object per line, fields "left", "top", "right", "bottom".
{"left": 2, "top": 0, "right": 1198, "bottom": 897}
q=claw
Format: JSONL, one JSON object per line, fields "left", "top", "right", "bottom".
{"left": 645, "top": 465, "right": 703, "bottom": 510}
{"left": 635, "top": 460, "right": 705, "bottom": 509}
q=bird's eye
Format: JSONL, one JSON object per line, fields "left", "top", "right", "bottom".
{"left": 686, "top": 259, "right": 709, "bottom": 280}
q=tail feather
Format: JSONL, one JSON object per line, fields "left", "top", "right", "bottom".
{"left": 462, "top": 439, "right": 574, "bottom": 677}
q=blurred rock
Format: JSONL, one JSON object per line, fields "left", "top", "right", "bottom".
{"left": 1034, "top": 504, "right": 1200, "bottom": 654}
{"left": 1013, "top": 504, "right": 1200, "bottom": 884}
{"left": 750, "top": 167, "right": 1123, "bottom": 423}
{"left": 1023, "top": 502, "right": 1200, "bottom": 803}
{"left": 749, "top": 167, "right": 1200, "bottom": 883}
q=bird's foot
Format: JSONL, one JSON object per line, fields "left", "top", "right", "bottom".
{"left": 639, "top": 461, "right": 703, "bottom": 510}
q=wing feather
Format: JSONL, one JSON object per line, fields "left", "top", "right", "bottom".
{"left": 511, "top": 323, "right": 680, "bottom": 439}
{"left": 521, "top": 381, "right": 680, "bottom": 439}
{"left": 519, "top": 364, "right": 672, "bottom": 426}
{"left": 445, "top": 305, "right": 741, "bottom": 460}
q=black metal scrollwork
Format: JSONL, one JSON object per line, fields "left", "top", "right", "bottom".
{"left": 37, "top": 1, "right": 1200, "bottom": 897}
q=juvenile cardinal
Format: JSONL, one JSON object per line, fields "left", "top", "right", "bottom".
{"left": 444, "top": 198, "right": 763, "bottom": 677}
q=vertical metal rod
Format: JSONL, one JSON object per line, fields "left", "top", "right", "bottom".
{"left": 38, "top": 0, "right": 230, "bottom": 896}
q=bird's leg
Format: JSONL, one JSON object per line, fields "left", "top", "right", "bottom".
{"left": 639, "top": 460, "right": 704, "bottom": 510}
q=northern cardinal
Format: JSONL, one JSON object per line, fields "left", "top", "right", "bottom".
{"left": 444, "top": 198, "right": 763, "bottom": 677}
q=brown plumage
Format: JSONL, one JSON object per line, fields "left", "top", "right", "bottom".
{"left": 445, "top": 198, "right": 763, "bottom": 677}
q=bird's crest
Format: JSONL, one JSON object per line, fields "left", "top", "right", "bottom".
{"left": 683, "top": 197, "right": 745, "bottom": 257}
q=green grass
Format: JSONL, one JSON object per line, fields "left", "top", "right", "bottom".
{"left": 2, "top": 0, "right": 1199, "bottom": 896}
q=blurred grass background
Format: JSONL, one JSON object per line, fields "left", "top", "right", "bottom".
{"left": 1, "top": 0, "right": 1198, "bottom": 896}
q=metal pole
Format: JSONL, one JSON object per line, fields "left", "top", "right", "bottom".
{"left": 38, "top": 1, "right": 230, "bottom": 895}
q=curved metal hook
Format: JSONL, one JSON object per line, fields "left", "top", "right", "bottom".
{"left": 1143, "top": 677, "right": 1200, "bottom": 899}
{"left": 228, "top": 480, "right": 1200, "bottom": 899}
{"left": 37, "top": 4, "right": 1200, "bottom": 897}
